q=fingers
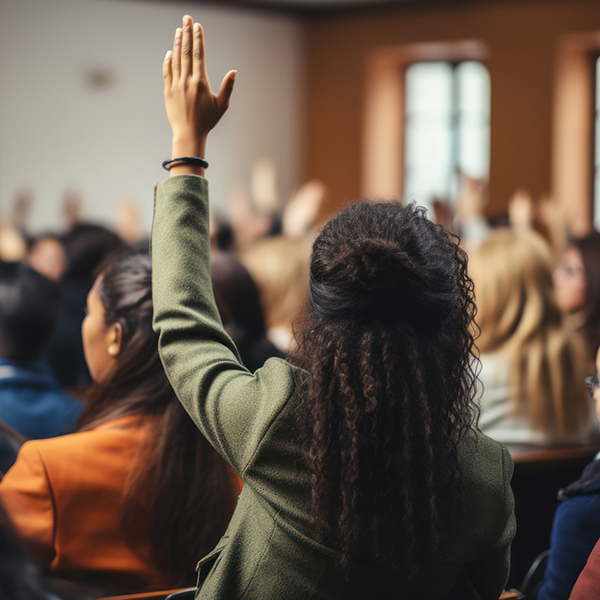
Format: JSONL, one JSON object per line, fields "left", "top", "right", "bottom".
{"left": 180, "top": 15, "right": 193, "bottom": 78}
{"left": 216, "top": 70, "right": 237, "bottom": 114}
{"left": 163, "top": 50, "right": 173, "bottom": 87}
{"left": 192, "top": 22, "right": 206, "bottom": 80}
{"left": 172, "top": 27, "right": 182, "bottom": 81}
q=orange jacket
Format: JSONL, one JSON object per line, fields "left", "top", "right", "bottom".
{"left": 0, "top": 414, "right": 238, "bottom": 593}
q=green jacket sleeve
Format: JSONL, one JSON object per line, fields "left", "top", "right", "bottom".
{"left": 151, "top": 175, "right": 297, "bottom": 476}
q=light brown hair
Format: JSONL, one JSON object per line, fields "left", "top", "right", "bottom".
{"left": 471, "top": 229, "right": 590, "bottom": 439}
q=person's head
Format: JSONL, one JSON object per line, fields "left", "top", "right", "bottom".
{"left": 0, "top": 262, "right": 60, "bottom": 361}
{"left": 211, "top": 252, "right": 279, "bottom": 371}
{"left": 81, "top": 252, "right": 158, "bottom": 403}
{"left": 474, "top": 229, "right": 559, "bottom": 351}
{"left": 211, "top": 251, "right": 267, "bottom": 346}
{"left": 585, "top": 346, "right": 600, "bottom": 425}
{"left": 27, "top": 234, "right": 68, "bottom": 282}
{"left": 471, "top": 229, "right": 589, "bottom": 438}
{"left": 555, "top": 231, "right": 600, "bottom": 359}
{"left": 241, "top": 236, "right": 310, "bottom": 349}
{"left": 291, "top": 200, "right": 478, "bottom": 567}
{"left": 62, "top": 222, "right": 125, "bottom": 282}
{"left": 554, "top": 244, "right": 586, "bottom": 314}
{"left": 79, "top": 251, "right": 234, "bottom": 585}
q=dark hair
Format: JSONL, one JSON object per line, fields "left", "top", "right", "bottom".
{"left": 211, "top": 252, "right": 283, "bottom": 371}
{"left": 77, "top": 252, "right": 234, "bottom": 586}
{"left": 290, "top": 200, "right": 478, "bottom": 569}
{"left": 570, "top": 231, "right": 600, "bottom": 360}
{"left": 0, "top": 262, "right": 60, "bottom": 360}
{"left": 62, "top": 223, "right": 125, "bottom": 281}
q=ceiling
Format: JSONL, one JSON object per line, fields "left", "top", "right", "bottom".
{"left": 192, "top": 0, "right": 533, "bottom": 16}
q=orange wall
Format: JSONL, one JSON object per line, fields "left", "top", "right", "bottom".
{"left": 303, "top": 0, "right": 600, "bottom": 218}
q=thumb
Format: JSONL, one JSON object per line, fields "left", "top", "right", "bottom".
{"left": 216, "top": 70, "right": 237, "bottom": 114}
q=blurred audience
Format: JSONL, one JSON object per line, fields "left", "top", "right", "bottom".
{"left": 241, "top": 236, "right": 310, "bottom": 353}
{"left": 27, "top": 234, "right": 68, "bottom": 282}
{"left": 45, "top": 223, "right": 125, "bottom": 387}
{"left": 0, "top": 420, "right": 23, "bottom": 477}
{"left": 0, "top": 262, "right": 82, "bottom": 440}
{"left": 211, "top": 251, "right": 284, "bottom": 371}
{"left": 470, "top": 229, "right": 592, "bottom": 446}
{"left": 554, "top": 231, "right": 600, "bottom": 366}
{"left": 0, "top": 223, "right": 27, "bottom": 262}
{"left": 0, "top": 500, "right": 56, "bottom": 600}
{"left": 538, "top": 347, "right": 600, "bottom": 600}
{"left": 0, "top": 252, "right": 238, "bottom": 594}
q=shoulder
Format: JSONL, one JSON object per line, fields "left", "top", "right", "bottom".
{"left": 555, "top": 493, "right": 600, "bottom": 530}
{"left": 16, "top": 416, "right": 145, "bottom": 471}
{"left": 456, "top": 429, "right": 514, "bottom": 511}
{"left": 458, "top": 428, "right": 513, "bottom": 476}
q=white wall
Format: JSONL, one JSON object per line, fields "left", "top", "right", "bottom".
{"left": 0, "top": 0, "right": 303, "bottom": 234}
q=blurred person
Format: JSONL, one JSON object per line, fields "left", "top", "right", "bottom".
{"left": 554, "top": 231, "right": 600, "bottom": 365}
{"left": 0, "top": 262, "right": 82, "bottom": 440}
{"left": 211, "top": 252, "right": 284, "bottom": 372}
{"left": 115, "top": 197, "right": 143, "bottom": 245}
{"left": 0, "top": 500, "right": 56, "bottom": 600}
{"left": 27, "top": 235, "right": 68, "bottom": 282}
{"left": 0, "top": 252, "right": 238, "bottom": 594}
{"left": 46, "top": 223, "right": 125, "bottom": 387}
{"left": 281, "top": 180, "right": 327, "bottom": 242}
{"left": 241, "top": 235, "right": 310, "bottom": 352}
{"left": 471, "top": 229, "right": 592, "bottom": 446}
{"left": 0, "top": 420, "right": 23, "bottom": 476}
{"left": 151, "top": 16, "right": 515, "bottom": 599}
{"left": 0, "top": 222, "right": 27, "bottom": 262}
{"left": 537, "top": 346, "right": 600, "bottom": 600}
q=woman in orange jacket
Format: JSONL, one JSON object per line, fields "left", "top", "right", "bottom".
{"left": 0, "top": 252, "right": 239, "bottom": 594}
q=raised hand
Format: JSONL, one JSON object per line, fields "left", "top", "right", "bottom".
{"left": 163, "top": 15, "right": 236, "bottom": 175}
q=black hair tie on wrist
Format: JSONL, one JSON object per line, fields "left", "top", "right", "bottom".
{"left": 162, "top": 157, "right": 209, "bottom": 171}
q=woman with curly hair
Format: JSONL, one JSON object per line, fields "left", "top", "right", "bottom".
{"left": 151, "top": 15, "right": 515, "bottom": 599}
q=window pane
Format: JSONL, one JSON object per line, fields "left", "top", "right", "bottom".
{"left": 457, "top": 61, "right": 490, "bottom": 115}
{"left": 458, "top": 127, "right": 489, "bottom": 178}
{"left": 404, "top": 59, "right": 490, "bottom": 211}
{"left": 405, "top": 62, "right": 453, "bottom": 115}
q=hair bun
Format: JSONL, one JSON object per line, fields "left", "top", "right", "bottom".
{"left": 311, "top": 235, "right": 454, "bottom": 329}
{"left": 342, "top": 238, "right": 418, "bottom": 293}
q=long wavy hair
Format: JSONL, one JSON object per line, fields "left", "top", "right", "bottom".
{"left": 290, "top": 200, "right": 478, "bottom": 569}
{"left": 471, "top": 229, "right": 589, "bottom": 439}
{"left": 77, "top": 252, "right": 234, "bottom": 586}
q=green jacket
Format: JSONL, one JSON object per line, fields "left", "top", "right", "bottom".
{"left": 151, "top": 175, "right": 516, "bottom": 600}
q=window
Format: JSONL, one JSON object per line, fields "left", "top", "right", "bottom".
{"left": 403, "top": 61, "right": 490, "bottom": 213}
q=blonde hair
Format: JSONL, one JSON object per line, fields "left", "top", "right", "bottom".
{"left": 241, "top": 236, "right": 310, "bottom": 334}
{"left": 471, "top": 228, "right": 590, "bottom": 439}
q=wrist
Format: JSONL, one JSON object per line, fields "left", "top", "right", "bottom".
{"left": 169, "top": 135, "right": 207, "bottom": 177}
{"left": 171, "top": 134, "right": 207, "bottom": 159}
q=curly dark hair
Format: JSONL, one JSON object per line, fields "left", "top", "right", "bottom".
{"left": 290, "top": 200, "right": 479, "bottom": 569}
